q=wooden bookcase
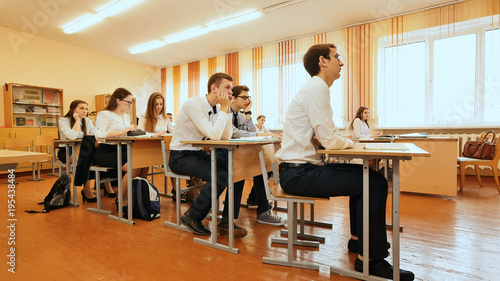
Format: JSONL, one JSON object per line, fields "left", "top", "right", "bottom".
{"left": 95, "top": 94, "right": 137, "bottom": 125}
{"left": 3, "top": 83, "right": 64, "bottom": 128}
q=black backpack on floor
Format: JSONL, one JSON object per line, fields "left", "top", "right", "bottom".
{"left": 131, "top": 177, "right": 161, "bottom": 220}
{"left": 26, "top": 175, "right": 71, "bottom": 213}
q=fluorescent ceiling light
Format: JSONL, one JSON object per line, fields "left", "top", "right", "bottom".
{"left": 129, "top": 40, "right": 166, "bottom": 54}
{"left": 164, "top": 27, "right": 208, "bottom": 44}
{"left": 207, "top": 11, "right": 262, "bottom": 31}
{"left": 63, "top": 0, "right": 143, "bottom": 34}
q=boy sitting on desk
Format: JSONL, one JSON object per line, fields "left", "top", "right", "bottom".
{"left": 169, "top": 72, "right": 247, "bottom": 237}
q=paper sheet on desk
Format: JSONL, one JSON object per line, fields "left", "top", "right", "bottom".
{"left": 229, "top": 136, "right": 274, "bottom": 141}
{"left": 363, "top": 143, "right": 409, "bottom": 150}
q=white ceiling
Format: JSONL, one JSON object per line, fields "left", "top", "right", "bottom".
{"left": 0, "top": 0, "right": 460, "bottom": 67}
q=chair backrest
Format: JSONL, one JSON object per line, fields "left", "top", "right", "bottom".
{"left": 32, "top": 134, "right": 55, "bottom": 153}
{"left": 4, "top": 138, "right": 31, "bottom": 151}
{"left": 259, "top": 144, "right": 280, "bottom": 200}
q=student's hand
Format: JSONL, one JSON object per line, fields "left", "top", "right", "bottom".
{"left": 125, "top": 125, "right": 136, "bottom": 132}
{"left": 216, "top": 90, "right": 229, "bottom": 107}
{"left": 273, "top": 133, "right": 282, "bottom": 139}
{"left": 73, "top": 112, "right": 81, "bottom": 121}
{"left": 244, "top": 100, "right": 252, "bottom": 112}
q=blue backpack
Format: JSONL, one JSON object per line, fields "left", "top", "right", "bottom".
{"left": 131, "top": 177, "right": 161, "bottom": 220}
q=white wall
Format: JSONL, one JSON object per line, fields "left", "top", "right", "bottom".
{"left": 0, "top": 25, "right": 160, "bottom": 126}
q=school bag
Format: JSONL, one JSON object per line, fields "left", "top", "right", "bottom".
{"left": 25, "top": 175, "right": 71, "bottom": 213}
{"left": 131, "top": 177, "right": 161, "bottom": 220}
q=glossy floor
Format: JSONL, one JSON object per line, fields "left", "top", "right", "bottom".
{"left": 1, "top": 173, "right": 499, "bottom": 281}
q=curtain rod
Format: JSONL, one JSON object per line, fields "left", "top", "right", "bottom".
{"left": 163, "top": 0, "right": 469, "bottom": 68}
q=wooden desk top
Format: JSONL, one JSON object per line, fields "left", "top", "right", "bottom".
{"left": 318, "top": 143, "right": 430, "bottom": 158}
{"left": 182, "top": 139, "right": 281, "bottom": 148}
{"left": 53, "top": 139, "right": 82, "bottom": 144}
{"left": 0, "top": 150, "right": 50, "bottom": 164}
{"left": 103, "top": 137, "right": 164, "bottom": 142}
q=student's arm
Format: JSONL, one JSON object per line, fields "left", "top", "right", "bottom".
{"left": 166, "top": 120, "right": 175, "bottom": 133}
{"left": 95, "top": 111, "right": 134, "bottom": 139}
{"left": 305, "top": 86, "right": 353, "bottom": 150}
{"left": 183, "top": 102, "right": 231, "bottom": 141}
{"left": 58, "top": 117, "right": 80, "bottom": 140}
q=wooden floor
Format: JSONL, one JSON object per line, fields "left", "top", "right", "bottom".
{"left": 1, "top": 172, "right": 499, "bottom": 281}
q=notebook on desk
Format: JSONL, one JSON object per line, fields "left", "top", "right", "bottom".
{"left": 363, "top": 143, "right": 409, "bottom": 150}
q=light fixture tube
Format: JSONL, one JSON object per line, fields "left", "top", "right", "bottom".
{"left": 207, "top": 11, "right": 262, "bottom": 31}
{"left": 63, "top": 0, "right": 143, "bottom": 34}
{"left": 129, "top": 40, "right": 166, "bottom": 54}
{"left": 164, "top": 27, "right": 208, "bottom": 44}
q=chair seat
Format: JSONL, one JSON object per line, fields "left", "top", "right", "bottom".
{"left": 457, "top": 156, "right": 492, "bottom": 163}
{"left": 271, "top": 184, "right": 329, "bottom": 202}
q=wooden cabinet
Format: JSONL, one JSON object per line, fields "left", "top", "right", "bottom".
{"left": 3, "top": 83, "right": 63, "bottom": 128}
{"left": 95, "top": 94, "right": 137, "bottom": 125}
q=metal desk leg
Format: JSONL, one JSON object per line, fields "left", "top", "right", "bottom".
{"left": 108, "top": 143, "right": 134, "bottom": 225}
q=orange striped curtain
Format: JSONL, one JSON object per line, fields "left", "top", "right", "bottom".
{"left": 225, "top": 52, "right": 239, "bottom": 85}
{"left": 187, "top": 61, "right": 200, "bottom": 98}
{"left": 345, "top": 24, "right": 371, "bottom": 122}
{"left": 172, "top": 65, "right": 181, "bottom": 115}
{"left": 161, "top": 67, "right": 166, "bottom": 97}
{"left": 252, "top": 46, "right": 263, "bottom": 115}
{"left": 279, "top": 39, "right": 297, "bottom": 122}
{"left": 208, "top": 57, "right": 217, "bottom": 77}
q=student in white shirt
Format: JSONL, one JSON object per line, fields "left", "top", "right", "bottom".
{"left": 254, "top": 115, "right": 270, "bottom": 134}
{"left": 350, "top": 106, "right": 379, "bottom": 139}
{"left": 230, "top": 85, "right": 285, "bottom": 226}
{"left": 169, "top": 73, "right": 239, "bottom": 237}
{"left": 58, "top": 99, "right": 97, "bottom": 202}
{"left": 138, "top": 92, "right": 174, "bottom": 137}
{"left": 275, "top": 44, "right": 414, "bottom": 281}
{"left": 95, "top": 88, "right": 149, "bottom": 208}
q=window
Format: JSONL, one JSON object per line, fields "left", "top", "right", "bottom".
{"left": 377, "top": 19, "right": 500, "bottom": 128}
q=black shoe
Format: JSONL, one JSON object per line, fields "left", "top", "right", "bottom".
{"left": 354, "top": 258, "right": 415, "bottom": 281}
{"left": 246, "top": 197, "right": 258, "bottom": 208}
{"left": 115, "top": 199, "right": 128, "bottom": 218}
{"left": 181, "top": 211, "right": 211, "bottom": 236}
{"left": 104, "top": 186, "right": 117, "bottom": 198}
{"left": 217, "top": 219, "right": 247, "bottom": 238}
{"left": 348, "top": 239, "right": 391, "bottom": 253}
{"left": 81, "top": 190, "right": 97, "bottom": 203}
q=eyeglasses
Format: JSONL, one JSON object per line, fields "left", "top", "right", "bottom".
{"left": 325, "top": 54, "right": 341, "bottom": 61}
{"left": 121, "top": 99, "right": 133, "bottom": 105}
{"left": 237, "top": 96, "right": 251, "bottom": 100}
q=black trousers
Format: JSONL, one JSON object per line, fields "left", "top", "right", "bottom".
{"left": 247, "top": 174, "right": 271, "bottom": 214}
{"left": 279, "top": 162, "right": 388, "bottom": 260}
{"left": 169, "top": 149, "right": 244, "bottom": 222}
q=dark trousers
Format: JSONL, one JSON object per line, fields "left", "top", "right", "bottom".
{"left": 169, "top": 149, "right": 244, "bottom": 222}
{"left": 279, "top": 162, "right": 388, "bottom": 260}
{"left": 247, "top": 174, "right": 271, "bottom": 214}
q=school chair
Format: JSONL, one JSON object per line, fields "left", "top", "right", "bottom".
{"left": 259, "top": 143, "right": 329, "bottom": 270}
{"left": 457, "top": 132, "right": 500, "bottom": 193}
{"left": 31, "top": 134, "right": 55, "bottom": 181}
{"left": 161, "top": 135, "right": 205, "bottom": 232}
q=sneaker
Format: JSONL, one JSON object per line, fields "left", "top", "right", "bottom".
{"left": 256, "top": 210, "right": 287, "bottom": 226}
{"left": 354, "top": 258, "right": 415, "bottom": 281}
{"left": 217, "top": 219, "right": 247, "bottom": 238}
{"left": 246, "top": 197, "right": 258, "bottom": 208}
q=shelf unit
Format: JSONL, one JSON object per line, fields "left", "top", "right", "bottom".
{"left": 4, "top": 83, "right": 64, "bottom": 128}
{"left": 95, "top": 94, "right": 137, "bottom": 125}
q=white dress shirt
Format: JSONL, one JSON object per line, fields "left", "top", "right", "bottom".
{"left": 138, "top": 114, "right": 175, "bottom": 134}
{"left": 351, "top": 118, "right": 370, "bottom": 139}
{"left": 95, "top": 110, "right": 131, "bottom": 140}
{"left": 170, "top": 96, "right": 232, "bottom": 151}
{"left": 58, "top": 117, "right": 96, "bottom": 140}
{"left": 275, "top": 76, "right": 354, "bottom": 166}
{"left": 254, "top": 124, "right": 270, "bottom": 134}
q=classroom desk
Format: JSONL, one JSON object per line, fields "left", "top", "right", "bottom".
{"left": 0, "top": 150, "right": 50, "bottom": 166}
{"left": 394, "top": 137, "right": 457, "bottom": 196}
{"left": 181, "top": 139, "right": 281, "bottom": 254}
{"left": 103, "top": 137, "right": 164, "bottom": 225}
{"left": 319, "top": 143, "right": 429, "bottom": 281}
{"left": 53, "top": 139, "right": 81, "bottom": 206}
